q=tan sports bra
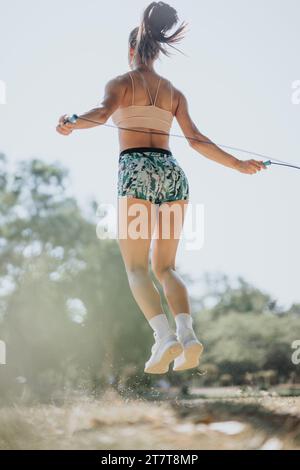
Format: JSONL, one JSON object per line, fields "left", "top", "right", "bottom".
{"left": 111, "top": 71, "right": 174, "bottom": 133}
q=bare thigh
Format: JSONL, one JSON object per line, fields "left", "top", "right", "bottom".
{"left": 151, "top": 200, "right": 189, "bottom": 275}
{"left": 117, "top": 197, "right": 158, "bottom": 269}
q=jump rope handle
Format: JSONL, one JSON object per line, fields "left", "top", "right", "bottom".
{"left": 263, "top": 160, "right": 272, "bottom": 167}
{"left": 63, "top": 114, "right": 79, "bottom": 124}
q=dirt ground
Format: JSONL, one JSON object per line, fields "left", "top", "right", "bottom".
{"left": 0, "top": 390, "right": 299, "bottom": 450}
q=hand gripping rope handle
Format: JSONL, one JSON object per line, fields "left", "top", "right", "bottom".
{"left": 63, "top": 114, "right": 300, "bottom": 171}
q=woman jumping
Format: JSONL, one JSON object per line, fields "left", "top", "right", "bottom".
{"left": 56, "top": 2, "right": 266, "bottom": 374}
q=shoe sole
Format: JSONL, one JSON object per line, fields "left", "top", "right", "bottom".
{"left": 144, "top": 342, "right": 183, "bottom": 375}
{"left": 173, "top": 342, "right": 204, "bottom": 372}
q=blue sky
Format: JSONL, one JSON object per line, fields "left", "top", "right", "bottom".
{"left": 1, "top": 0, "right": 300, "bottom": 307}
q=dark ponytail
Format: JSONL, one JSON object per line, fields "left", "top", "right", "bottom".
{"left": 129, "top": 2, "right": 188, "bottom": 65}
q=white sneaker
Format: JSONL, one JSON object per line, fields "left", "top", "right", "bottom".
{"left": 144, "top": 333, "right": 183, "bottom": 375}
{"left": 173, "top": 329, "right": 204, "bottom": 372}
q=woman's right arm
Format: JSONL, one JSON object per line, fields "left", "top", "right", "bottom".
{"left": 175, "top": 90, "right": 266, "bottom": 175}
{"left": 56, "top": 75, "right": 126, "bottom": 135}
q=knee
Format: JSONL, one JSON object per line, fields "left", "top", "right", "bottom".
{"left": 152, "top": 265, "right": 174, "bottom": 284}
{"left": 126, "top": 265, "right": 150, "bottom": 284}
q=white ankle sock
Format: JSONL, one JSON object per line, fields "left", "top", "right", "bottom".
{"left": 175, "top": 313, "right": 193, "bottom": 335}
{"left": 149, "top": 314, "right": 173, "bottom": 339}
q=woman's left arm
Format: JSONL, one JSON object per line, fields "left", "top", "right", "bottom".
{"left": 56, "top": 75, "right": 126, "bottom": 135}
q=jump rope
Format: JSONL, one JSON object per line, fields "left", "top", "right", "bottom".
{"left": 64, "top": 114, "right": 300, "bottom": 171}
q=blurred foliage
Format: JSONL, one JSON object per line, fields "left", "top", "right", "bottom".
{"left": 195, "top": 311, "right": 298, "bottom": 385}
{"left": 0, "top": 154, "right": 299, "bottom": 403}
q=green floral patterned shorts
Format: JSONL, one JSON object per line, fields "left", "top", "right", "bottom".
{"left": 118, "top": 147, "right": 189, "bottom": 206}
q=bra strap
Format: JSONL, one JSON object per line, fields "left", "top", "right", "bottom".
{"left": 153, "top": 78, "right": 162, "bottom": 107}
{"left": 137, "top": 70, "right": 154, "bottom": 105}
{"left": 136, "top": 70, "right": 162, "bottom": 107}
{"left": 129, "top": 73, "right": 135, "bottom": 106}
{"left": 169, "top": 80, "right": 173, "bottom": 112}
